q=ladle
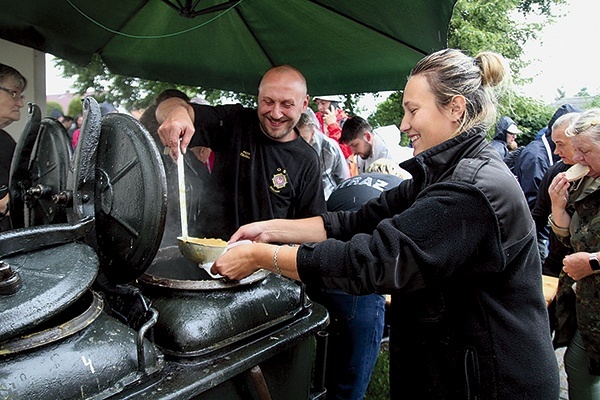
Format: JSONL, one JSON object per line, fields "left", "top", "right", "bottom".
{"left": 177, "top": 142, "right": 188, "bottom": 241}
{"left": 175, "top": 143, "right": 226, "bottom": 265}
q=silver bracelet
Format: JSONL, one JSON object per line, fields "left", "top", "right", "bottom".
{"left": 273, "top": 245, "right": 283, "bottom": 275}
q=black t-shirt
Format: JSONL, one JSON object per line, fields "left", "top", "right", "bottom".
{"left": 0, "top": 129, "right": 16, "bottom": 188}
{"left": 141, "top": 105, "right": 215, "bottom": 247}
{"left": 0, "top": 129, "right": 16, "bottom": 232}
{"left": 189, "top": 104, "right": 326, "bottom": 239}
{"left": 327, "top": 172, "right": 403, "bottom": 212}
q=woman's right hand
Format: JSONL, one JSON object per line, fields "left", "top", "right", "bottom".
{"left": 549, "top": 172, "right": 570, "bottom": 211}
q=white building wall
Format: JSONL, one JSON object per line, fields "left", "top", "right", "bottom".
{"left": 0, "top": 38, "right": 46, "bottom": 141}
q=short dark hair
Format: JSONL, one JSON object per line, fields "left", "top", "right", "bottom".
{"left": 341, "top": 116, "right": 371, "bottom": 144}
{"left": 155, "top": 89, "right": 190, "bottom": 105}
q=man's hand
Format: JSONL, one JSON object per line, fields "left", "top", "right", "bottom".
{"left": 156, "top": 98, "right": 196, "bottom": 160}
{"left": 563, "top": 252, "right": 595, "bottom": 280}
{"left": 229, "top": 221, "right": 272, "bottom": 244}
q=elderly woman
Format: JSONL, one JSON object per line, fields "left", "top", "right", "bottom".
{"left": 212, "top": 49, "right": 559, "bottom": 399}
{"left": 549, "top": 108, "right": 600, "bottom": 400}
{"left": 0, "top": 63, "right": 26, "bottom": 231}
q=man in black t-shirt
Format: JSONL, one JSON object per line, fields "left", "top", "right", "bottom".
{"left": 156, "top": 66, "right": 326, "bottom": 239}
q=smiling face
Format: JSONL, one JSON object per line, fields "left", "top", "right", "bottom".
{"left": 0, "top": 77, "right": 25, "bottom": 129}
{"left": 257, "top": 67, "right": 308, "bottom": 142}
{"left": 399, "top": 75, "right": 460, "bottom": 156}
{"left": 571, "top": 133, "right": 600, "bottom": 178}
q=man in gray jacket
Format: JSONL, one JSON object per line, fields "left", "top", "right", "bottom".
{"left": 297, "top": 110, "right": 350, "bottom": 200}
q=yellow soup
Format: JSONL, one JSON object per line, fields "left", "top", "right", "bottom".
{"left": 181, "top": 237, "right": 227, "bottom": 247}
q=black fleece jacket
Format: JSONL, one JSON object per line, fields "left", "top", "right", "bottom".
{"left": 297, "top": 128, "right": 559, "bottom": 399}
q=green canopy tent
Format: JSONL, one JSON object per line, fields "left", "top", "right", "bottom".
{"left": 0, "top": 0, "right": 456, "bottom": 95}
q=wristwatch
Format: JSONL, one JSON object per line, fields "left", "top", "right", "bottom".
{"left": 589, "top": 253, "right": 600, "bottom": 271}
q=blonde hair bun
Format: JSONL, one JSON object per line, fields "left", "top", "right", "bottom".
{"left": 475, "top": 51, "right": 508, "bottom": 88}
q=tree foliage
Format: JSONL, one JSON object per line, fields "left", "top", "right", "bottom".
{"left": 369, "top": 0, "right": 564, "bottom": 147}
{"left": 46, "top": 101, "right": 63, "bottom": 117}
{"left": 67, "top": 97, "right": 83, "bottom": 117}
{"left": 497, "top": 92, "right": 553, "bottom": 144}
{"left": 448, "top": 0, "right": 561, "bottom": 81}
{"left": 54, "top": 54, "right": 257, "bottom": 110}
{"left": 368, "top": 91, "right": 409, "bottom": 146}
{"left": 584, "top": 95, "right": 600, "bottom": 109}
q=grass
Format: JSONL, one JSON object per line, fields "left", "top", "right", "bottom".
{"left": 364, "top": 340, "right": 390, "bottom": 399}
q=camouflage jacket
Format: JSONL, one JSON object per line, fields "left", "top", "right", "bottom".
{"left": 554, "top": 176, "right": 600, "bottom": 374}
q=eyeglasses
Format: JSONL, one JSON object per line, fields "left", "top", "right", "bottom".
{"left": 0, "top": 86, "right": 25, "bottom": 101}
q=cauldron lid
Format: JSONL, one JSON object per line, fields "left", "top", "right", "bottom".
{"left": 0, "top": 242, "right": 99, "bottom": 342}
{"left": 9, "top": 104, "right": 72, "bottom": 228}
{"left": 92, "top": 113, "right": 167, "bottom": 283}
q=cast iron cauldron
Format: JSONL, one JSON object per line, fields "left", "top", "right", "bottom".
{"left": 0, "top": 98, "right": 329, "bottom": 400}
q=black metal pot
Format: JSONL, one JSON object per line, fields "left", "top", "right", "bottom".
{"left": 0, "top": 98, "right": 329, "bottom": 400}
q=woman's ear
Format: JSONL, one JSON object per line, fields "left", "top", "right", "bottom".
{"left": 450, "top": 95, "right": 466, "bottom": 122}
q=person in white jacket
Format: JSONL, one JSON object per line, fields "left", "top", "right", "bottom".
{"left": 341, "top": 116, "right": 391, "bottom": 174}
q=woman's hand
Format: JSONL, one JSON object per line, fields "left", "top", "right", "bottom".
{"left": 212, "top": 243, "right": 268, "bottom": 281}
{"left": 563, "top": 252, "right": 595, "bottom": 281}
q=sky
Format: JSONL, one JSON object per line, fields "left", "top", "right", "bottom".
{"left": 46, "top": 0, "right": 599, "bottom": 106}
{"left": 517, "top": 0, "right": 599, "bottom": 102}
{"left": 46, "top": 54, "right": 74, "bottom": 95}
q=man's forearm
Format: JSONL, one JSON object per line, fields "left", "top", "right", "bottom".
{"left": 155, "top": 97, "right": 192, "bottom": 124}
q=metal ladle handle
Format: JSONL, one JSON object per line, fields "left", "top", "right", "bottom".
{"left": 177, "top": 143, "right": 188, "bottom": 240}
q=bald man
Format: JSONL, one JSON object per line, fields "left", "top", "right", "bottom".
{"left": 157, "top": 66, "right": 326, "bottom": 240}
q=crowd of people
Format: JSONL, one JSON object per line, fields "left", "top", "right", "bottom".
{"left": 3, "top": 44, "right": 600, "bottom": 399}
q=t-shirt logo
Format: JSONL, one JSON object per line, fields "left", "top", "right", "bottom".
{"left": 271, "top": 169, "right": 288, "bottom": 192}
{"left": 338, "top": 175, "right": 389, "bottom": 192}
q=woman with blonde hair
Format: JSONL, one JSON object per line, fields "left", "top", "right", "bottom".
{"left": 213, "top": 49, "right": 559, "bottom": 399}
